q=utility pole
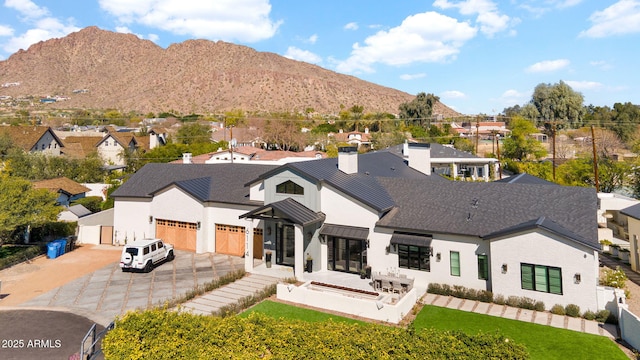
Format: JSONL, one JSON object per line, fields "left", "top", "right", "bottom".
{"left": 552, "top": 121, "right": 557, "bottom": 181}
{"left": 229, "top": 126, "right": 234, "bottom": 164}
{"left": 591, "top": 125, "right": 599, "bottom": 192}
{"left": 475, "top": 117, "right": 480, "bottom": 155}
{"left": 496, "top": 134, "right": 502, "bottom": 180}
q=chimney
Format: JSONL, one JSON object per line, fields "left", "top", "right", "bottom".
{"left": 407, "top": 143, "right": 431, "bottom": 175}
{"left": 182, "top": 153, "right": 192, "bottom": 164}
{"left": 338, "top": 146, "right": 358, "bottom": 174}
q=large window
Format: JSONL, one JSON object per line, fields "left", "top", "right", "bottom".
{"left": 450, "top": 251, "right": 460, "bottom": 276}
{"left": 477, "top": 254, "right": 488, "bottom": 280}
{"left": 398, "top": 245, "right": 430, "bottom": 271}
{"left": 276, "top": 180, "right": 304, "bottom": 195}
{"left": 521, "top": 263, "right": 562, "bottom": 295}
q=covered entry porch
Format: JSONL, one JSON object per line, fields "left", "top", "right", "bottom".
{"left": 240, "top": 198, "right": 325, "bottom": 279}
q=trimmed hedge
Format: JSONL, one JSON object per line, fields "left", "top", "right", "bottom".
{"left": 103, "top": 310, "right": 529, "bottom": 359}
{"left": 0, "top": 245, "right": 46, "bottom": 270}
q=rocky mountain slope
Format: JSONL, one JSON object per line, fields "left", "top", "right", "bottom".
{"left": 0, "top": 26, "right": 460, "bottom": 117}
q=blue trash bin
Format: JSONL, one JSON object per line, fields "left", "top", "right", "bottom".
{"left": 54, "top": 239, "right": 67, "bottom": 256}
{"left": 47, "top": 242, "right": 60, "bottom": 259}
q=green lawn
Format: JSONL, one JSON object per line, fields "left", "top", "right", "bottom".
{"left": 244, "top": 301, "right": 628, "bottom": 360}
{"left": 414, "top": 305, "right": 627, "bottom": 360}
{"left": 241, "top": 300, "right": 365, "bottom": 325}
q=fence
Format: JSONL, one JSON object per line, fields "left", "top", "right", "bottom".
{"left": 78, "top": 321, "right": 115, "bottom": 360}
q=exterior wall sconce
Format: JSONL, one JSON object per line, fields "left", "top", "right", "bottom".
{"left": 366, "top": 240, "right": 370, "bottom": 248}
{"left": 436, "top": 253, "right": 441, "bottom": 262}
{"left": 319, "top": 235, "right": 326, "bottom": 244}
{"left": 430, "top": 246, "right": 434, "bottom": 256}
{"left": 266, "top": 226, "right": 272, "bottom": 236}
{"left": 501, "top": 264, "right": 508, "bottom": 274}
{"left": 149, "top": 216, "right": 153, "bottom": 224}
{"left": 306, "top": 231, "right": 313, "bottom": 240}
{"left": 197, "top": 221, "right": 201, "bottom": 230}
{"left": 574, "top": 273, "right": 581, "bottom": 284}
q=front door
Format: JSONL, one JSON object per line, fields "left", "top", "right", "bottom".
{"left": 276, "top": 224, "right": 295, "bottom": 266}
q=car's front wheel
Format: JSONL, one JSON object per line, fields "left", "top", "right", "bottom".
{"left": 166, "top": 250, "right": 175, "bottom": 261}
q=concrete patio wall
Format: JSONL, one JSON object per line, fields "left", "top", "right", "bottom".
{"left": 619, "top": 307, "right": 640, "bottom": 352}
{"left": 277, "top": 282, "right": 417, "bottom": 324}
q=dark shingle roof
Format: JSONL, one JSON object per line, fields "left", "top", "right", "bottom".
{"left": 250, "top": 151, "right": 446, "bottom": 212}
{"left": 621, "top": 203, "right": 640, "bottom": 220}
{"left": 112, "top": 163, "right": 278, "bottom": 205}
{"left": 494, "top": 173, "right": 557, "bottom": 186}
{"left": 375, "top": 178, "right": 598, "bottom": 249}
{"left": 384, "top": 143, "right": 483, "bottom": 160}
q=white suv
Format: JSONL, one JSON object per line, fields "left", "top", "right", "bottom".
{"left": 120, "top": 238, "right": 174, "bottom": 272}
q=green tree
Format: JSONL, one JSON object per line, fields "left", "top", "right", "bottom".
{"left": 175, "top": 123, "right": 211, "bottom": 145}
{"left": 0, "top": 175, "right": 60, "bottom": 244}
{"left": 609, "top": 102, "right": 640, "bottom": 143}
{"left": 532, "top": 81, "right": 585, "bottom": 129}
{"left": 399, "top": 92, "right": 439, "bottom": 128}
{"left": 502, "top": 117, "right": 547, "bottom": 160}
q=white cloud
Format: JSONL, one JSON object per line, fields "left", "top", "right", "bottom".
{"left": 98, "top": 0, "right": 282, "bottom": 42}
{"left": 564, "top": 80, "right": 603, "bottom": 90}
{"left": 525, "top": 59, "right": 570, "bottom": 73}
{"left": 336, "top": 12, "right": 477, "bottom": 73}
{"left": 284, "top": 46, "right": 322, "bottom": 64}
{"left": 590, "top": 60, "right": 612, "bottom": 70}
{"left": 344, "top": 22, "right": 358, "bottom": 30}
{"left": 0, "top": 25, "right": 14, "bottom": 37}
{"left": 306, "top": 34, "right": 318, "bottom": 44}
{"left": 1, "top": 1, "right": 80, "bottom": 54}
{"left": 553, "top": 0, "right": 583, "bottom": 9}
{"left": 580, "top": 0, "right": 640, "bottom": 38}
{"left": 400, "top": 73, "right": 426, "bottom": 80}
{"left": 502, "top": 89, "right": 524, "bottom": 99}
{"left": 148, "top": 33, "right": 159, "bottom": 42}
{"left": 5, "top": 0, "right": 49, "bottom": 19}
{"left": 433, "top": 0, "right": 515, "bottom": 37}
{"left": 441, "top": 90, "right": 465, "bottom": 99}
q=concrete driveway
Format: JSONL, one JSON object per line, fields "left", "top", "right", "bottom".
{"left": 16, "top": 250, "right": 244, "bottom": 325}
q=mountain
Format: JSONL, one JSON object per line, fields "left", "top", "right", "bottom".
{"left": 0, "top": 26, "right": 460, "bottom": 117}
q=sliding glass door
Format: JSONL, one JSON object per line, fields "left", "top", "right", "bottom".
{"left": 327, "top": 237, "right": 366, "bottom": 274}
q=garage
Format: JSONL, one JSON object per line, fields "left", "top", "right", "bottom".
{"left": 156, "top": 219, "right": 197, "bottom": 251}
{"left": 215, "top": 224, "right": 245, "bottom": 256}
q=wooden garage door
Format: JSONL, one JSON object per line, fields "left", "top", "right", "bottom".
{"left": 100, "top": 226, "right": 113, "bottom": 245}
{"left": 215, "top": 224, "right": 245, "bottom": 256}
{"left": 156, "top": 219, "right": 197, "bottom": 251}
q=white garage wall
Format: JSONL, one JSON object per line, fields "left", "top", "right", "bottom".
{"left": 113, "top": 198, "right": 152, "bottom": 244}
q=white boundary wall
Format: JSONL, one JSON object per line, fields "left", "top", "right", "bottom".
{"left": 277, "top": 282, "right": 417, "bottom": 324}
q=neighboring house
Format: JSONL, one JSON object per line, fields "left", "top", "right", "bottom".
{"left": 77, "top": 208, "right": 114, "bottom": 245}
{"left": 95, "top": 128, "right": 138, "bottom": 166}
{"left": 329, "top": 129, "right": 372, "bottom": 149}
{"left": 597, "top": 192, "right": 638, "bottom": 243}
{"left": 210, "top": 125, "right": 264, "bottom": 148}
{"left": 619, "top": 204, "right": 640, "bottom": 274}
{"left": 175, "top": 146, "right": 326, "bottom": 165}
{"left": 389, "top": 142, "right": 499, "bottom": 181}
{"left": 451, "top": 122, "right": 510, "bottom": 139}
{"left": 0, "top": 125, "right": 64, "bottom": 155}
{"left": 58, "top": 204, "right": 92, "bottom": 222}
{"left": 148, "top": 127, "right": 168, "bottom": 149}
{"left": 111, "top": 144, "right": 601, "bottom": 312}
{"left": 61, "top": 136, "right": 103, "bottom": 159}
{"left": 32, "top": 177, "right": 90, "bottom": 206}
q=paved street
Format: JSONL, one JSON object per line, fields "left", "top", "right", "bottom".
{"left": 19, "top": 250, "right": 245, "bottom": 324}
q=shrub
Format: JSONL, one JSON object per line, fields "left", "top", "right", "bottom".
{"left": 583, "top": 310, "right": 596, "bottom": 321}
{"left": 0, "top": 245, "right": 46, "bottom": 270}
{"left": 452, "top": 285, "right": 466, "bottom": 299}
{"left": 550, "top": 304, "right": 565, "bottom": 315}
{"left": 595, "top": 310, "right": 610, "bottom": 323}
{"left": 534, "top": 301, "right": 545, "bottom": 312}
{"left": 565, "top": 304, "right": 581, "bottom": 318}
{"left": 493, "top": 294, "right": 506, "bottom": 305}
{"left": 518, "top": 297, "right": 537, "bottom": 310}
{"left": 600, "top": 266, "right": 627, "bottom": 289}
{"left": 478, "top": 290, "right": 493, "bottom": 303}
{"left": 103, "top": 311, "right": 530, "bottom": 359}
{"left": 506, "top": 296, "right": 520, "bottom": 307}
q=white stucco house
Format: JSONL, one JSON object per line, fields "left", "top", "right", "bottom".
{"left": 111, "top": 144, "right": 601, "bottom": 313}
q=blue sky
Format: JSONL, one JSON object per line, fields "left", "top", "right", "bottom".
{"left": 1, "top": 0, "right": 639, "bottom": 115}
